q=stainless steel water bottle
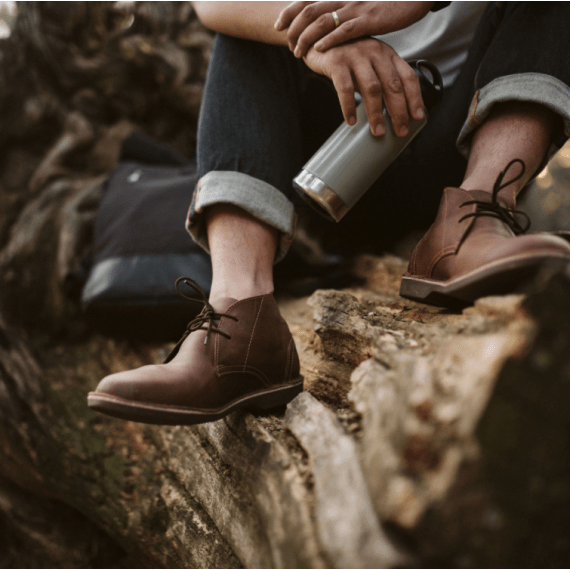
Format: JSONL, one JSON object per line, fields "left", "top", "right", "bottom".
{"left": 293, "top": 60, "right": 443, "bottom": 222}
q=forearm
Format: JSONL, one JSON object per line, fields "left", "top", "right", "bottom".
{"left": 192, "top": 2, "right": 289, "bottom": 45}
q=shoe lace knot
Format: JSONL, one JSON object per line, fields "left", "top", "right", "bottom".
{"left": 458, "top": 158, "right": 531, "bottom": 235}
{"left": 175, "top": 277, "right": 238, "bottom": 346}
{"left": 164, "top": 277, "right": 239, "bottom": 364}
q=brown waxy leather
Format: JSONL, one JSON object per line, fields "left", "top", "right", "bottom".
{"left": 400, "top": 167, "right": 570, "bottom": 307}
{"left": 408, "top": 187, "right": 570, "bottom": 282}
{"left": 87, "top": 290, "right": 303, "bottom": 425}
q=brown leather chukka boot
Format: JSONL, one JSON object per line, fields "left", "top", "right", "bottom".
{"left": 88, "top": 277, "right": 303, "bottom": 425}
{"left": 400, "top": 159, "right": 570, "bottom": 307}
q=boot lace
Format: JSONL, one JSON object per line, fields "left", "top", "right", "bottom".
{"left": 175, "top": 276, "right": 238, "bottom": 345}
{"left": 164, "top": 277, "right": 238, "bottom": 363}
{"left": 458, "top": 158, "right": 531, "bottom": 235}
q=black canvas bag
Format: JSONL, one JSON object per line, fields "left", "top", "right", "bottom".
{"left": 81, "top": 132, "right": 212, "bottom": 340}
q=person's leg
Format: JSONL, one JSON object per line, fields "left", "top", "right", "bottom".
{"left": 187, "top": 33, "right": 342, "bottom": 268}
{"left": 456, "top": 2, "right": 570, "bottom": 161}
{"left": 206, "top": 204, "right": 277, "bottom": 300}
{"left": 461, "top": 101, "right": 560, "bottom": 196}
{"left": 400, "top": 3, "right": 570, "bottom": 306}
{"left": 88, "top": 35, "right": 342, "bottom": 425}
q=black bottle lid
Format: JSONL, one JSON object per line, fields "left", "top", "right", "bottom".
{"left": 408, "top": 60, "right": 443, "bottom": 113}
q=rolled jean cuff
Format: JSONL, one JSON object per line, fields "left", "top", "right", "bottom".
{"left": 457, "top": 73, "right": 570, "bottom": 158}
{"left": 186, "top": 171, "right": 297, "bottom": 263}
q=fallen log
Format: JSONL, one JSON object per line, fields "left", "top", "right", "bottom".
{"left": 2, "top": 249, "right": 570, "bottom": 567}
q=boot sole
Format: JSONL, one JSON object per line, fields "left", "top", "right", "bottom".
{"left": 400, "top": 252, "right": 570, "bottom": 308}
{"left": 87, "top": 378, "right": 304, "bottom": 425}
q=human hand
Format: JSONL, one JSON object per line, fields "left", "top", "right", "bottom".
{"left": 275, "top": 1, "right": 433, "bottom": 58}
{"left": 303, "top": 38, "right": 424, "bottom": 137}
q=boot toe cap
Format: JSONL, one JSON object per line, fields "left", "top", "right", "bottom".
{"left": 94, "top": 371, "right": 138, "bottom": 401}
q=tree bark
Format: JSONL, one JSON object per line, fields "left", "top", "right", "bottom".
{"left": 4, "top": 252, "right": 570, "bottom": 567}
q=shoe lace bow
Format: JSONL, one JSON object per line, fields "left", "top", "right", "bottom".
{"left": 176, "top": 277, "right": 238, "bottom": 345}
{"left": 458, "top": 158, "right": 531, "bottom": 235}
{"left": 164, "top": 277, "right": 238, "bottom": 363}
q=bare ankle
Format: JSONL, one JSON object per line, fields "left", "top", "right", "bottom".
{"left": 206, "top": 204, "right": 278, "bottom": 302}
{"left": 461, "top": 101, "right": 559, "bottom": 196}
{"left": 209, "top": 278, "right": 274, "bottom": 302}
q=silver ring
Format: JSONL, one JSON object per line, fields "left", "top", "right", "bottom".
{"left": 331, "top": 10, "right": 340, "bottom": 28}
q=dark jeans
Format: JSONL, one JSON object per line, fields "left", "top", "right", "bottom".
{"left": 188, "top": 2, "right": 570, "bottom": 259}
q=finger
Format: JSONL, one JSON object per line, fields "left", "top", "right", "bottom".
{"left": 393, "top": 58, "right": 425, "bottom": 121}
{"left": 286, "top": 1, "right": 342, "bottom": 55}
{"left": 294, "top": 12, "right": 337, "bottom": 58}
{"left": 372, "top": 57, "right": 409, "bottom": 137}
{"left": 353, "top": 64, "right": 385, "bottom": 137}
{"left": 330, "top": 68, "right": 357, "bottom": 126}
{"left": 314, "top": 15, "right": 368, "bottom": 52}
{"left": 274, "top": 2, "right": 312, "bottom": 31}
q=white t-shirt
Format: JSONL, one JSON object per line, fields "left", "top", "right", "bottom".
{"left": 376, "top": 2, "right": 489, "bottom": 87}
